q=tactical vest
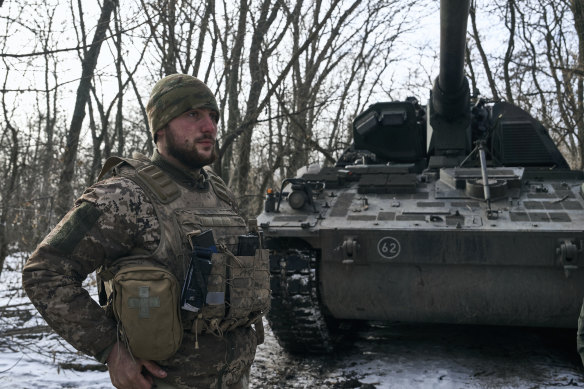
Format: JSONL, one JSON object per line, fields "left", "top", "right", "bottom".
{"left": 97, "top": 153, "right": 270, "bottom": 360}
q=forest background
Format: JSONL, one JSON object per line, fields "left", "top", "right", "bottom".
{"left": 0, "top": 0, "right": 582, "bottom": 276}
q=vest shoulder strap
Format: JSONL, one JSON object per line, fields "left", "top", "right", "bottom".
{"left": 96, "top": 156, "right": 126, "bottom": 182}
{"left": 203, "top": 166, "right": 238, "bottom": 211}
{"left": 97, "top": 154, "right": 180, "bottom": 204}
{"left": 136, "top": 164, "right": 181, "bottom": 204}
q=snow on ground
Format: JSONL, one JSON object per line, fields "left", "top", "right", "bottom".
{"left": 0, "top": 253, "right": 110, "bottom": 389}
{"left": 2, "top": 253, "right": 584, "bottom": 388}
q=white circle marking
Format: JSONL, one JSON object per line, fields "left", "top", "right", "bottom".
{"left": 377, "top": 236, "right": 401, "bottom": 259}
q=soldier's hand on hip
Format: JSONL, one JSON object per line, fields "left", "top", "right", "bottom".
{"left": 106, "top": 341, "right": 167, "bottom": 389}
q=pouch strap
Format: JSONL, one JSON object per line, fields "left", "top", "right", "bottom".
{"left": 191, "top": 316, "right": 204, "bottom": 335}
{"left": 97, "top": 275, "right": 108, "bottom": 306}
{"left": 253, "top": 317, "right": 265, "bottom": 345}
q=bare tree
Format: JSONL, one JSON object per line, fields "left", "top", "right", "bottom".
{"left": 228, "top": 0, "right": 413, "bottom": 215}
{"left": 0, "top": 69, "right": 20, "bottom": 276}
{"left": 55, "top": 0, "right": 117, "bottom": 218}
{"left": 528, "top": 0, "right": 583, "bottom": 166}
{"left": 468, "top": 0, "right": 583, "bottom": 167}
{"left": 469, "top": 0, "right": 499, "bottom": 99}
{"left": 140, "top": 0, "right": 217, "bottom": 77}
{"left": 230, "top": 0, "right": 284, "bottom": 197}
{"left": 569, "top": 0, "right": 584, "bottom": 165}
{"left": 0, "top": 2, "right": 65, "bottom": 273}
{"left": 216, "top": 0, "right": 367, "bottom": 176}
{"left": 502, "top": 0, "right": 516, "bottom": 104}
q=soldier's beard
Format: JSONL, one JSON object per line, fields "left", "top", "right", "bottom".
{"left": 165, "top": 131, "right": 217, "bottom": 170}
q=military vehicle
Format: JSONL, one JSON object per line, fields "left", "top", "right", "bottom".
{"left": 257, "top": 0, "right": 584, "bottom": 354}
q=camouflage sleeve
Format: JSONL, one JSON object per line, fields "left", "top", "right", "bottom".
{"left": 22, "top": 176, "right": 159, "bottom": 362}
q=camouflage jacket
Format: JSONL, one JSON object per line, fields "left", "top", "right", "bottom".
{"left": 22, "top": 151, "right": 258, "bottom": 388}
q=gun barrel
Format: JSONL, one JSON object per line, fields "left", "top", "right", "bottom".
{"left": 438, "top": 0, "right": 471, "bottom": 94}
{"left": 432, "top": 0, "right": 471, "bottom": 120}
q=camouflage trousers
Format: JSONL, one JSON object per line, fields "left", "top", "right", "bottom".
{"left": 153, "top": 326, "right": 257, "bottom": 389}
{"left": 153, "top": 369, "right": 249, "bottom": 389}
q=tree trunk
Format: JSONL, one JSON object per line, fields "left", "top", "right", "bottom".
{"left": 193, "top": 0, "right": 214, "bottom": 77}
{"left": 0, "top": 82, "right": 20, "bottom": 277}
{"left": 163, "top": 0, "right": 178, "bottom": 75}
{"left": 469, "top": 2, "right": 499, "bottom": 99}
{"left": 220, "top": 0, "right": 247, "bottom": 183}
{"left": 571, "top": 0, "right": 584, "bottom": 168}
{"left": 55, "top": 0, "right": 116, "bottom": 218}
{"left": 114, "top": 5, "right": 124, "bottom": 156}
{"left": 233, "top": 0, "right": 280, "bottom": 204}
{"left": 503, "top": 0, "right": 516, "bottom": 104}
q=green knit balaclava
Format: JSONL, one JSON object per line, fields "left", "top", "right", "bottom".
{"left": 146, "top": 74, "right": 219, "bottom": 139}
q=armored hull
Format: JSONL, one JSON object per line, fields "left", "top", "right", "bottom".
{"left": 259, "top": 163, "right": 584, "bottom": 352}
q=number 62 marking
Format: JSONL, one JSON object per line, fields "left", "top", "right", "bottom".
{"left": 377, "top": 237, "right": 401, "bottom": 259}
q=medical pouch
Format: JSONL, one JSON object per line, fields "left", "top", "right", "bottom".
{"left": 112, "top": 265, "right": 183, "bottom": 361}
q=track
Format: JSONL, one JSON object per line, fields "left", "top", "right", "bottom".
{"left": 267, "top": 249, "right": 335, "bottom": 354}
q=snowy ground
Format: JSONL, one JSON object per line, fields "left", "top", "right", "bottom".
{"left": 2, "top": 253, "right": 584, "bottom": 389}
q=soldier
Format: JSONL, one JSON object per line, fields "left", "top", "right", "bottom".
{"left": 22, "top": 74, "right": 269, "bottom": 389}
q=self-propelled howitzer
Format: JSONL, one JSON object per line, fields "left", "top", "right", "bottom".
{"left": 258, "top": 0, "right": 584, "bottom": 354}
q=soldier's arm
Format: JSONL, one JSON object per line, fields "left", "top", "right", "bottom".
{"left": 22, "top": 177, "right": 158, "bottom": 362}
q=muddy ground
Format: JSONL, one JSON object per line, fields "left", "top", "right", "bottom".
{"left": 251, "top": 321, "right": 584, "bottom": 388}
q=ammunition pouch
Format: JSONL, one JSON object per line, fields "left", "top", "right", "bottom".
{"left": 225, "top": 248, "right": 270, "bottom": 326}
{"left": 199, "top": 252, "right": 227, "bottom": 320}
{"left": 188, "top": 248, "right": 270, "bottom": 336}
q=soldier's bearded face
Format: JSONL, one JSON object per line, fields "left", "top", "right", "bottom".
{"left": 162, "top": 108, "right": 218, "bottom": 169}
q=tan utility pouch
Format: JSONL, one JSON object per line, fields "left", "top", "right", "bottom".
{"left": 112, "top": 265, "right": 183, "bottom": 360}
{"left": 225, "top": 248, "right": 271, "bottom": 324}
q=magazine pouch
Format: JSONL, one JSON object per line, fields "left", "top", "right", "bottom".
{"left": 199, "top": 251, "right": 227, "bottom": 321}
{"left": 223, "top": 248, "right": 270, "bottom": 330}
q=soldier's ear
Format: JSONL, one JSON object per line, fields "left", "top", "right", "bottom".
{"left": 155, "top": 128, "right": 165, "bottom": 145}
